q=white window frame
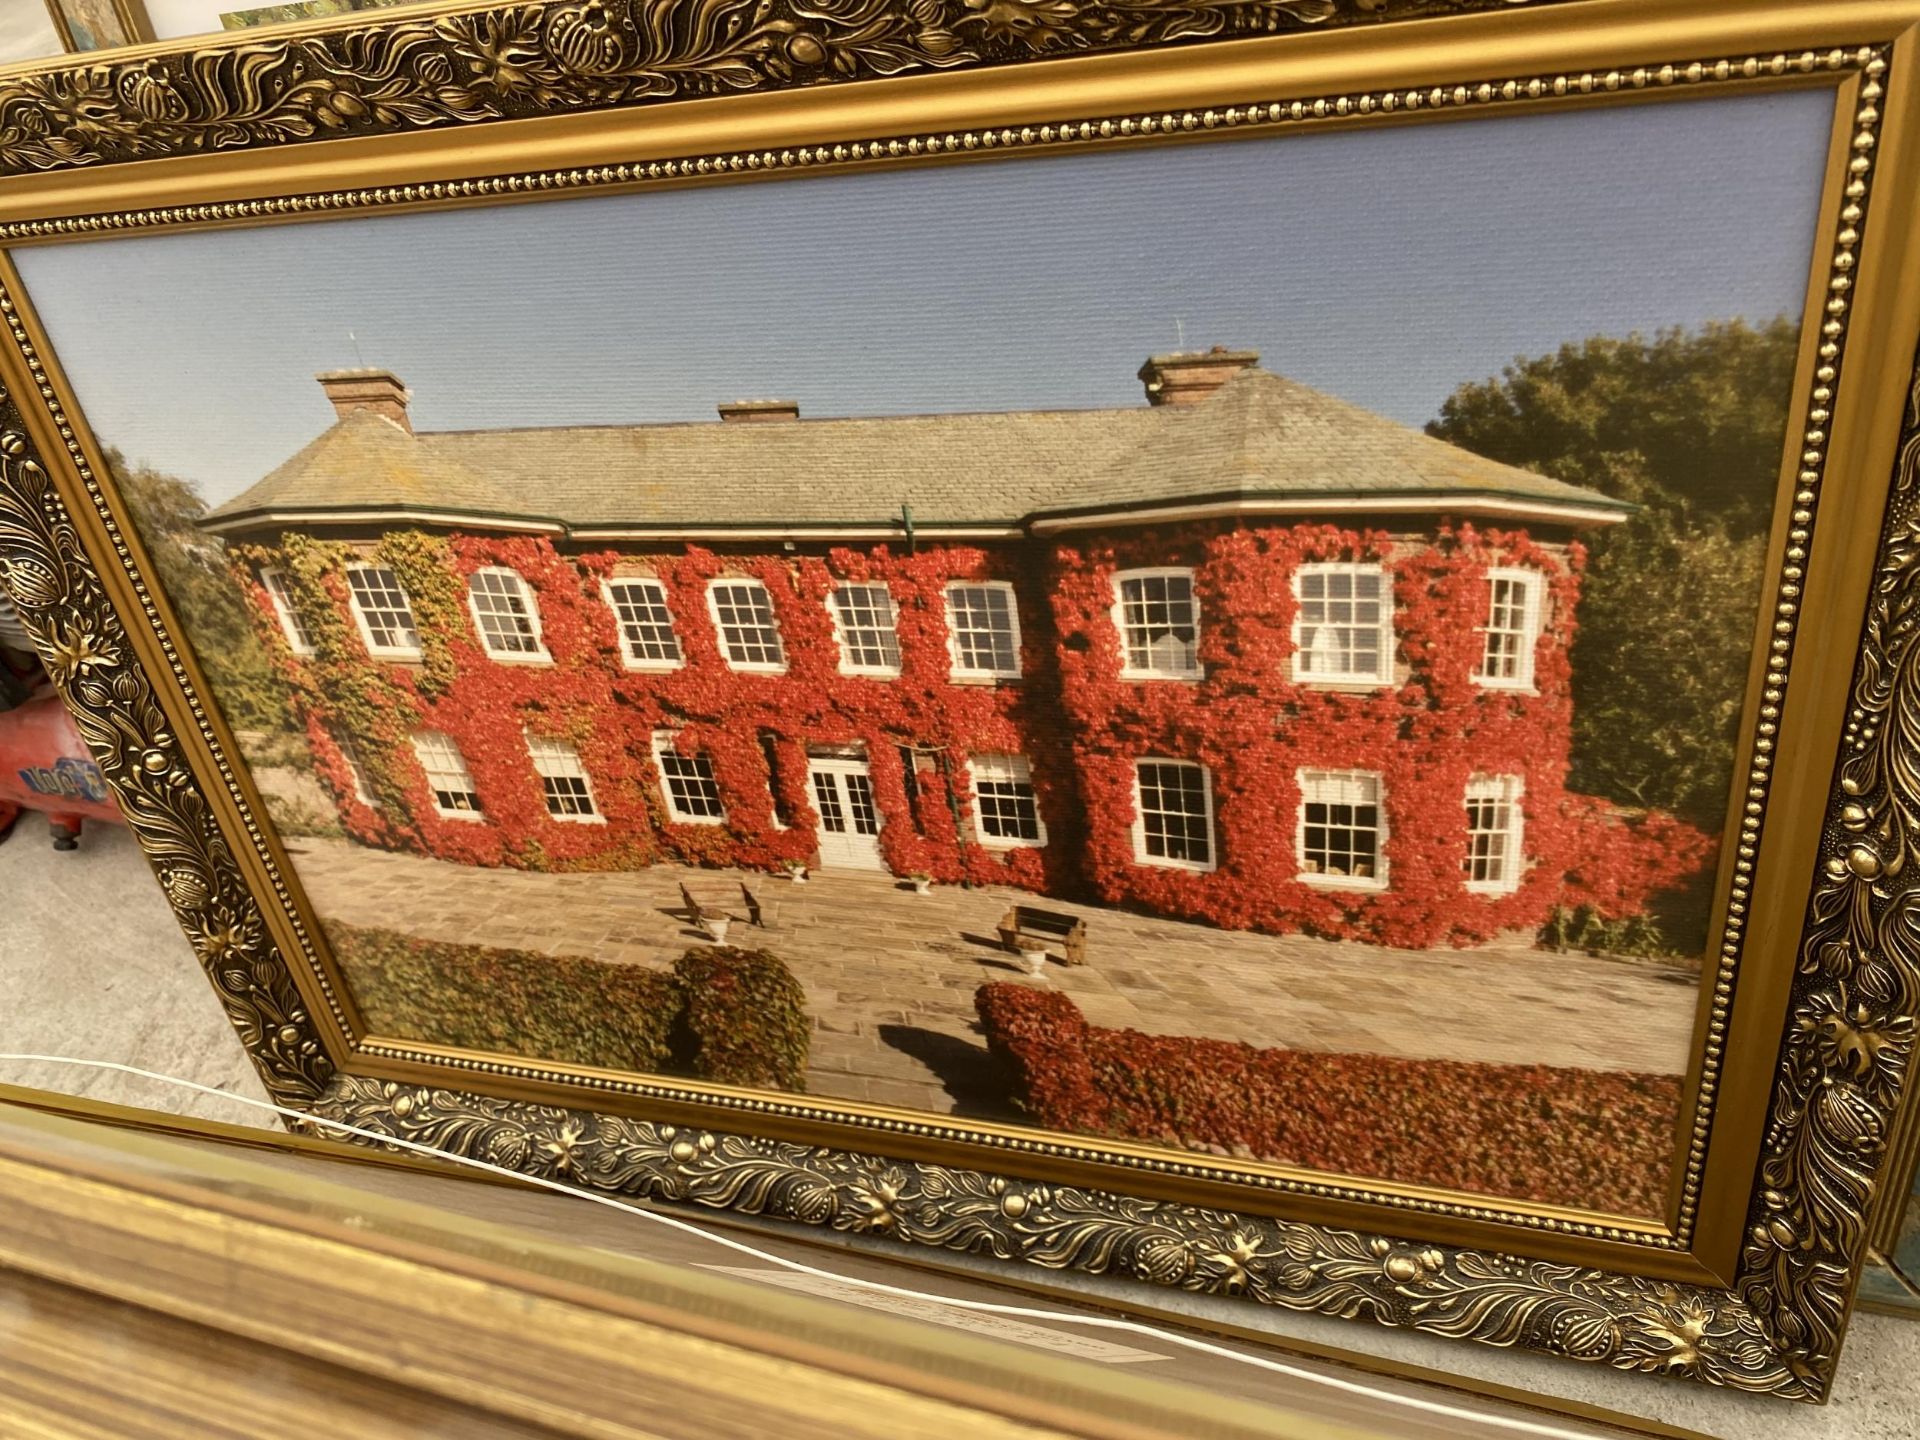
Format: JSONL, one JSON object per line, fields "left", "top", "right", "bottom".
{"left": 944, "top": 581, "right": 1022, "bottom": 680}
{"left": 829, "top": 582, "right": 903, "bottom": 677}
{"left": 1464, "top": 773, "right": 1526, "bottom": 894}
{"left": 259, "top": 568, "right": 315, "bottom": 656}
{"left": 1474, "top": 566, "right": 1544, "bottom": 692}
{"left": 465, "top": 566, "right": 550, "bottom": 663}
{"left": 1296, "top": 768, "right": 1388, "bottom": 891}
{"left": 601, "top": 576, "right": 684, "bottom": 671}
{"left": 966, "top": 753, "right": 1047, "bottom": 849}
{"left": 706, "top": 578, "right": 787, "bottom": 673}
{"left": 1130, "top": 757, "right": 1217, "bottom": 872}
{"left": 651, "top": 730, "right": 727, "bottom": 825}
{"left": 410, "top": 730, "right": 484, "bottom": 821}
{"left": 346, "top": 563, "right": 424, "bottom": 661}
{"left": 335, "top": 734, "right": 378, "bottom": 808}
{"left": 1291, "top": 562, "right": 1394, "bottom": 687}
{"left": 1112, "top": 568, "right": 1203, "bottom": 681}
{"left": 525, "top": 733, "right": 603, "bottom": 824}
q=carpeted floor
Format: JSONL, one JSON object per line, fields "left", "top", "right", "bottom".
{"left": 0, "top": 816, "right": 274, "bottom": 1127}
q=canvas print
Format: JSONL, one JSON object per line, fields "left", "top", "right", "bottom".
{"left": 220, "top": 0, "right": 408, "bottom": 31}
{"left": 41, "top": 0, "right": 138, "bottom": 51}
{"left": 11, "top": 89, "right": 1832, "bottom": 1219}
{"left": 0, "top": 3, "right": 63, "bottom": 62}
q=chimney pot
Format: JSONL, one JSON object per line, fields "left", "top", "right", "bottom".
{"left": 718, "top": 399, "right": 800, "bottom": 423}
{"left": 316, "top": 369, "right": 412, "bottom": 433}
{"left": 1137, "top": 348, "right": 1259, "bottom": 407}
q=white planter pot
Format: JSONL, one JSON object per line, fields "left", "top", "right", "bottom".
{"left": 912, "top": 879, "right": 933, "bottom": 896}
{"left": 786, "top": 871, "right": 807, "bottom": 884}
{"left": 701, "top": 917, "right": 732, "bottom": 944}
{"left": 1021, "top": 948, "right": 1049, "bottom": 977}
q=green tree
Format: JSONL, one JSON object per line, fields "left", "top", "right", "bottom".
{"left": 110, "top": 448, "right": 293, "bottom": 735}
{"left": 1559, "top": 514, "right": 1766, "bottom": 823}
{"left": 1428, "top": 319, "right": 1797, "bottom": 827}
{"left": 1428, "top": 318, "right": 1798, "bottom": 536}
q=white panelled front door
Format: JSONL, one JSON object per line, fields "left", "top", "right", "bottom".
{"left": 808, "top": 757, "right": 885, "bottom": 870}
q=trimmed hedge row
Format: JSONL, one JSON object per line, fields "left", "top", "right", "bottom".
{"left": 975, "top": 983, "right": 1678, "bottom": 1216}
{"left": 672, "top": 945, "right": 810, "bottom": 1092}
{"left": 332, "top": 923, "right": 808, "bottom": 1090}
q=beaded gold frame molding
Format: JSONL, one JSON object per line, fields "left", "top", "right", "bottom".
{"left": 0, "top": 0, "right": 1917, "bottom": 1401}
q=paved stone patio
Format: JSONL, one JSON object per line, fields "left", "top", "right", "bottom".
{"left": 287, "top": 836, "right": 1701, "bottom": 1119}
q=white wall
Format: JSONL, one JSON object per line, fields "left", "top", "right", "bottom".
{"left": 146, "top": 0, "right": 240, "bottom": 37}
{"left": 0, "top": 1, "right": 61, "bottom": 64}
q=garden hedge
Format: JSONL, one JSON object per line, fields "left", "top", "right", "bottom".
{"left": 330, "top": 924, "right": 807, "bottom": 1089}
{"left": 975, "top": 982, "right": 1678, "bottom": 1216}
{"left": 671, "top": 946, "right": 810, "bottom": 1092}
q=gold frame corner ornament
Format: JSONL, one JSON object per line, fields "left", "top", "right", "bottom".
{"left": 1, "top": 0, "right": 1919, "bottom": 1404}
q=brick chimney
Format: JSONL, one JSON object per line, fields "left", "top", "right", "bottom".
{"left": 1137, "top": 347, "right": 1259, "bottom": 407}
{"left": 316, "top": 369, "right": 412, "bottom": 432}
{"left": 718, "top": 399, "right": 800, "bottom": 423}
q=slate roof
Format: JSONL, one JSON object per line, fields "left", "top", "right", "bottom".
{"left": 207, "top": 409, "right": 538, "bottom": 525}
{"left": 1041, "top": 369, "right": 1621, "bottom": 518}
{"left": 425, "top": 405, "right": 1158, "bottom": 529}
{"left": 202, "top": 366, "right": 1629, "bottom": 536}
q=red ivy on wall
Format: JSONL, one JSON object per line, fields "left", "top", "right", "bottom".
{"left": 1044, "top": 520, "right": 1714, "bottom": 946}
{"left": 235, "top": 517, "right": 1712, "bottom": 950}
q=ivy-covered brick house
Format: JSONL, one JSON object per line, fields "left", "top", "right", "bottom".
{"left": 202, "top": 350, "right": 1710, "bottom": 948}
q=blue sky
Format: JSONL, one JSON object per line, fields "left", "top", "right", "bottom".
{"left": 14, "top": 88, "right": 1832, "bottom": 509}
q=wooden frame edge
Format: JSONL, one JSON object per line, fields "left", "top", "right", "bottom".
{"left": 0, "top": 1100, "right": 1353, "bottom": 1440}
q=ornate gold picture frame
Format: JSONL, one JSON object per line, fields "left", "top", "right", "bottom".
{"left": 1, "top": 0, "right": 1918, "bottom": 1402}
{"left": 37, "top": 0, "right": 152, "bottom": 53}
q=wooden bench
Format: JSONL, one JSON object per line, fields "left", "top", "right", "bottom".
{"left": 678, "top": 880, "right": 765, "bottom": 930}
{"left": 997, "top": 904, "right": 1087, "bottom": 966}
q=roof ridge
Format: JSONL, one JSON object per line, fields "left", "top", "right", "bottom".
{"left": 415, "top": 402, "right": 1156, "bottom": 439}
